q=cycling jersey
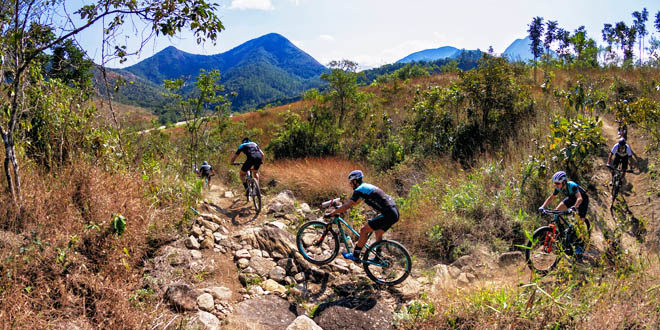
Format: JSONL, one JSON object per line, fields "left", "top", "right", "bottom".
{"left": 611, "top": 144, "right": 632, "bottom": 157}
{"left": 350, "top": 183, "right": 397, "bottom": 215}
{"left": 199, "top": 164, "right": 212, "bottom": 176}
{"left": 552, "top": 181, "right": 587, "bottom": 199}
{"left": 235, "top": 142, "right": 263, "bottom": 160}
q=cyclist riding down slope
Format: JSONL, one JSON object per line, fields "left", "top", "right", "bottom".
{"left": 607, "top": 138, "right": 636, "bottom": 181}
{"left": 198, "top": 161, "right": 216, "bottom": 185}
{"left": 230, "top": 137, "right": 264, "bottom": 192}
{"left": 539, "top": 171, "right": 590, "bottom": 256}
{"left": 325, "top": 170, "right": 400, "bottom": 262}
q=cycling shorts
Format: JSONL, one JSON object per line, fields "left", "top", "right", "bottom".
{"left": 241, "top": 157, "right": 263, "bottom": 173}
{"left": 368, "top": 206, "right": 399, "bottom": 232}
{"left": 561, "top": 195, "right": 589, "bottom": 218}
{"left": 612, "top": 154, "right": 629, "bottom": 173}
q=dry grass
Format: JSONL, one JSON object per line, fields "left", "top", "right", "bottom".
{"left": 0, "top": 160, "right": 183, "bottom": 328}
{"left": 95, "top": 98, "right": 157, "bottom": 130}
{"left": 265, "top": 157, "right": 367, "bottom": 204}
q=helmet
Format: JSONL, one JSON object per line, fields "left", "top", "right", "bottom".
{"left": 202, "top": 161, "right": 208, "bottom": 166}
{"left": 348, "top": 170, "right": 363, "bottom": 181}
{"left": 242, "top": 137, "right": 250, "bottom": 144}
{"left": 618, "top": 138, "right": 626, "bottom": 146}
{"left": 552, "top": 171, "right": 567, "bottom": 184}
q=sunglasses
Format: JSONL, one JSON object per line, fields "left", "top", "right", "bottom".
{"left": 553, "top": 182, "right": 563, "bottom": 186}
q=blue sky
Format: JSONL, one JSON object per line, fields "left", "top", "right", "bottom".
{"left": 78, "top": 0, "right": 660, "bottom": 69}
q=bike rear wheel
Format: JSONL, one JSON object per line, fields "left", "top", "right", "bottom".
{"left": 249, "top": 179, "right": 262, "bottom": 213}
{"left": 296, "top": 221, "right": 339, "bottom": 265}
{"left": 526, "top": 227, "right": 563, "bottom": 274}
{"left": 363, "top": 240, "right": 412, "bottom": 285}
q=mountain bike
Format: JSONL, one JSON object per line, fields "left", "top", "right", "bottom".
{"left": 525, "top": 208, "right": 590, "bottom": 275}
{"left": 296, "top": 199, "right": 411, "bottom": 285}
{"left": 232, "top": 163, "right": 261, "bottom": 213}
{"left": 606, "top": 163, "right": 632, "bottom": 204}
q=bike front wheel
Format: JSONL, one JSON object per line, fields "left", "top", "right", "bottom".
{"left": 249, "top": 179, "right": 262, "bottom": 213}
{"left": 296, "top": 221, "right": 339, "bottom": 265}
{"left": 363, "top": 240, "right": 412, "bottom": 285}
{"left": 525, "top": 227, "right": 563, "bottom": 274}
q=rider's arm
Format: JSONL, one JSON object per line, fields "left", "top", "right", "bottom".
{"left": 607, "top": 152, "right": 613, "bottom": 165}
{"left": 574, "top": 191, "right": 583, "bottom": 208}
{"left": 230, "top": 153, "right": 238, "bottom": 164}
{"left": 540, "top": 194, "right": 556, "bottom": 209}
{"left": 328, "top": 199, "right": 360, "bottom": 216}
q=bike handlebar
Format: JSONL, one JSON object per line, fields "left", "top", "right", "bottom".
{"left": 606, "top": 164, "right": 633, "bottom": 173}
{"left": 538, "top": 208, "right": 573, "bottom": 215}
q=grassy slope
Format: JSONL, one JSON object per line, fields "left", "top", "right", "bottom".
{"left": 3, "top": 65, "right": 659, "bottom": 328}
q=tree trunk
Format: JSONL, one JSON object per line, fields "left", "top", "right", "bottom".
{"left": 2, "top": 132, "right": 20, "bottom": 205}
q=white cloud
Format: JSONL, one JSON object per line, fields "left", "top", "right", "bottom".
{"left": 319, "top": 34, "right": 336, "bottom": 42}
{"left": 288, "top": 0, "right": 302, "bottom": 5}
{"left": 229, "top": 0, "right": 274, "bottom": 10}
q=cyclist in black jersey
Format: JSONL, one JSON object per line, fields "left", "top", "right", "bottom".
{"left": 198, "top": 161, "right": 216, "bottom": 185}
{"left": 607, "top": 138, "right": 636, "bottom": 181}
{"left": 230, "top": 137, "right": 265, "bottom": 190}
{"left": 325, "top": 170, "right": 400, "bottom": 262}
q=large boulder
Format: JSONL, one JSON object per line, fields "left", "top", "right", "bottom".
{"left": 234, "top": 295, "right": 298, "bottom": 329}
{"left": 195, "top": 311, "right": 221, "bottom": 330}
{"left": 267, "top": 190, "right": 297, "bottom": 214}
{"left": 250, "top": 256, "right": 277, "bottom": 277}
{"left": 286, "top": 315, "right": 323, "bottom": 330}
{"left": 165, "top": 284, "right": 202, "bottom": 311}
{"left": 313, "top": 296, "right": 394, "bottom": 330}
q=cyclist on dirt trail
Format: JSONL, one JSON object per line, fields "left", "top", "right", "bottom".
{"left": 607, "top": 138, "right": 636, "bottom": 181}
{"left": 230, "top": 137, "right": 264, "bottom": 192}
{"left": 324, "top": 170, "right": 400, "bottom": 262}
{"left": 198, "top": 161, "right": 216, "bottom": 186}
{"left": 539, "top": 171, "right": 590, "bottom": 256}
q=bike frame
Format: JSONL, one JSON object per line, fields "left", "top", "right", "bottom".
{"left": 534, "top": 210, "right": 571, "bottom": 253}
{"left": 325, "top": 215, "right": 380, "bottom": 266}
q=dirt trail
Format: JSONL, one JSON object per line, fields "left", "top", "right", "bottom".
{"left": 593, "top": 119, "right": 659, "bottom": 252}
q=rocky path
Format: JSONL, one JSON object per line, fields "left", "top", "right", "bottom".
{"left": 149, "top": 124, "right": 660, "bottom": 329}
{"left": 147, "top": 180, "right": 536, "bottom": 330}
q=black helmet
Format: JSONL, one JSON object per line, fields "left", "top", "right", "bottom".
{"left": 242, "top": 137, "right": 250, "bottom": 144}
{"left": 618, "top": 138, "right": 626, "bottom": 146}
{"left": 202, "top": 161, "right": 208, "bottom": 166}
{"left": 348, "top": 170, "right": 363, "bottom": 181}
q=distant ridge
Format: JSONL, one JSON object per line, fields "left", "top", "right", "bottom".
{"left": 396, "top": 46, "right": 481, "bottom": 64}
{"left": 115, "top": 33, "right": 326, "bottom": 111}
{"left": 502, "top": 36, "right": 556, "bottom": 62}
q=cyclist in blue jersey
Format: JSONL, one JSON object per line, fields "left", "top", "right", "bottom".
{"left": 230, "top": 138, "right": 265, "bottom": 191}
{"left": 539, "top": 171, "right": 590, "bottom": 255}
{"left": 324, "top": 170, "right": 400, "bottom": 262}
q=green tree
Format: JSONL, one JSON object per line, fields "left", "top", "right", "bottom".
{"left": 632, "top": 8, "right": 649, "bottom": 64}
{"left": 570, "top": 26, "right": 599, "bottom": 68}
{"left": 46, "top": 39, "right": 94, "bottom": 91}
{"left": 527, "top": 16, "right": 545, "bottom": 82}
{"left": 555, "top": 28, "right": 572, "bottom": 64}
{"left": 321, "top": 60, "right": 361, "bottom": 128}
{"left": 163, "top": 69, "right": 230, "bottom": 169}
{"left": 0, "top": 0, "right": 224, "bottom": 206}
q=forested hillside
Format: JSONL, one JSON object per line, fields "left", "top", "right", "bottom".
{"left": 109, "top": 33, "right": 326, "bottom": 116}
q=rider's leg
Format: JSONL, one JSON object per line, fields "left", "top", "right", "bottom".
{"left": 239, "top": 170, "right": 247, "bottom": 188}
{"left": 356, "top": 223, "right": 375, "bottom": 249}
{"left": 252, "top": 169, "right": 259, "bottom": 183}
